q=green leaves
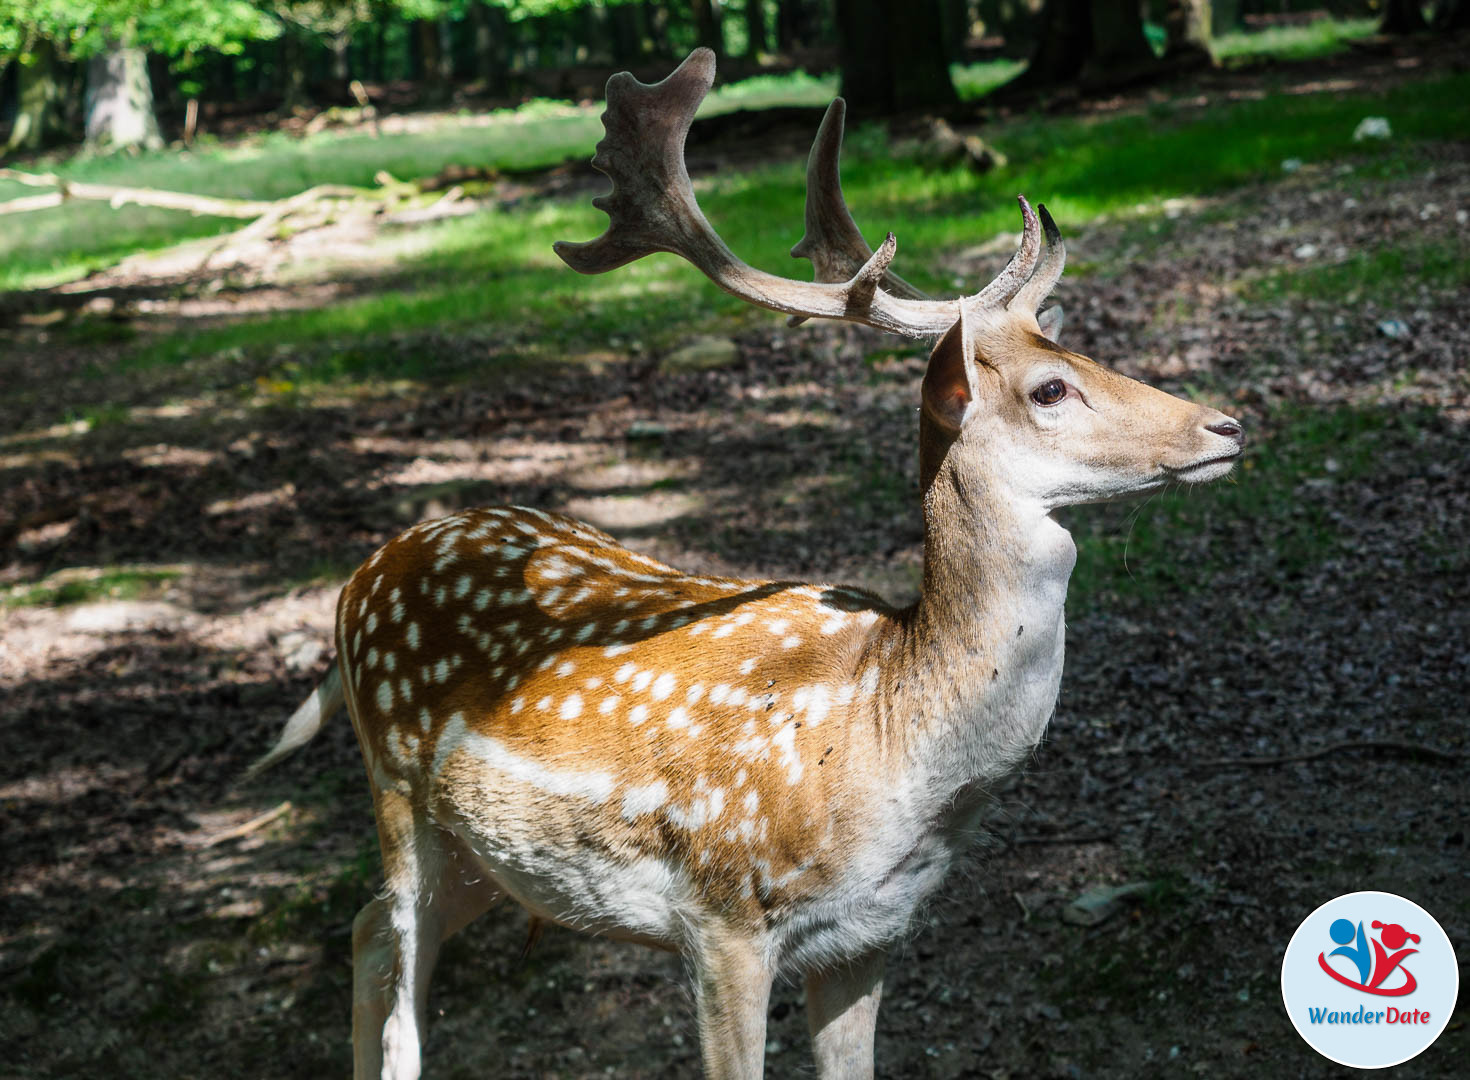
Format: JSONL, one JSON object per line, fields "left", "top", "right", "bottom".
{"left": 0, "top": 0, "right": 279, "bottom": 61}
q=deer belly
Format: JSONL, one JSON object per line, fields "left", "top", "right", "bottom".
{"left": 445, "top": 811, "right": 693, "bottom": 948}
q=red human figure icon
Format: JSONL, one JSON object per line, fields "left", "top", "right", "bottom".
{"left": 1369, "top": 921, "right": 1421, "bottom": 990}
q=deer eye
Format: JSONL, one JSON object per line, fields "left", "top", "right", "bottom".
{"left": 1030, "top": 379, "right": 1067, "bottom": 406}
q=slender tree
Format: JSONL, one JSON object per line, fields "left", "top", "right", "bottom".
{"left": 2, "top": 37, "right": 69, "bottom": 152}
{"left": 1380, "top": 0, "right": 1429, "bottom": 34}
{"left": 1019, "top": 0, "right": 1163, "bottom": 89}
{"left": 1162, "top": 0, "right": 1213, "bottom": 66}
{"left": 834, "top": 0, "right": 958, "bottom": 112}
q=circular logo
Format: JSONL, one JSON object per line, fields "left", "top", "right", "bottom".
{"left": 1281, "top": 891, "right": 1458, "bottom": 1069}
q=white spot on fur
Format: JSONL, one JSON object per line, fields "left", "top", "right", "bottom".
{"left": 772, "top": 722, "right": 803, "bottom": 784}
{"left": 406, "top": 623, "right": 421, "bottom": 650}
{"left": 629, "top": 704, "right": 649, "bottom": 726}
{"left": 377, "top": 681, "right": 393, "bottom": 712}
{"left": 650, "top": 673, "right": 676, "bottom": 701}
{"left": 560, "top": 694, "right": 583, "bottom": 719}
{"left": 667, "top": 706, "right": 689, "bottom": 729}
{"left": 621, "top": 780, "right": 668, "bottom": 820}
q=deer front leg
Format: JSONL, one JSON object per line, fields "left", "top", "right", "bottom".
{"left": 690, "top": 928, "right": 773, "bottom": 1080}
{"left": 805, "top": 949, "right": 886, "bottom": 1080}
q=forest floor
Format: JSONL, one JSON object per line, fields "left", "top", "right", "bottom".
{"left": 2, "top": 42, "right": 1469, "bottom": 1080}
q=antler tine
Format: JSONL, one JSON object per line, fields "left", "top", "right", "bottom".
{"left": 1007, "top": 203, "right": 1066, "bottom": 315}
{"left": 790, "top": 102, "right": 928, "bottom": 295}
{"left": 553, "top": 49, "right": 718, "bottom": 275}
{"left": 968, "top": 196, "right": 1043, "bottom": 311}
{"left": 553, "top": 49, "right": 967, "bottom": 338}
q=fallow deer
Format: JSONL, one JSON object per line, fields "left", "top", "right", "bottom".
{"left": 251, "top": 48, "right": 1244, "bottom": 1080}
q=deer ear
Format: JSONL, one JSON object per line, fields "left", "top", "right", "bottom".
{"left": 921, "top": 311, "right": 979, "bottom": 431}
{"left": 1037, "top": 304, "right": 1064, "bottom": 343}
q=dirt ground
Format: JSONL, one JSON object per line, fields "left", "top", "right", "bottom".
{"left": 3, "top": 64, "right": 1468, "bottom": 1080}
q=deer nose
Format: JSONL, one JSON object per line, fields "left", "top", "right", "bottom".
{"left": 1206, "top": 419, "right": 1246, "bottom": 447}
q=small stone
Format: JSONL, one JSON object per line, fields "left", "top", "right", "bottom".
{"left": 1280, "top": 158, "right": 1302, "bottom": 173}
{"left": 1060, "top": 882, "right": 1153, "bottom": 926}
{"left": 625, "top": 420, "right": 669, "bottom": 440}
{"left": 1376, "top": 319, "right": 1411, "bottom": 340}
{"left": 661, "top": 336, "right": 739, "bottom": 372}
{"left": 281, "top": 633, "right": 325, "bottom": 673}
{"left": 1352, "top": 116, "right": 1392, "bottom": 142}
{"left": 1292, "top": 243, "right": 1318, "bottom": 260}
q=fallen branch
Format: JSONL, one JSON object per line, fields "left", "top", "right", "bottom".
{"left": 203, "top": 800, "right": 293, "bottom": 847}
{"left": 197, "top": 183, "right": 367, "bottom": 271}
{"left": 1196, "top": 739, "right": 1462, "bottom": 769}
{"left": 0, "top": 167, "right": 272, "bottom": 218}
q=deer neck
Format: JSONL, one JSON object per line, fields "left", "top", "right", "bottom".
{"left": 885, "top": 416, "right": 1077, "bottom": 805}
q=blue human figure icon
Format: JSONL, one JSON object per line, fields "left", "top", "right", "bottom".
{"left": 1329, "top": 918, "right": 1372, "bottom": 985}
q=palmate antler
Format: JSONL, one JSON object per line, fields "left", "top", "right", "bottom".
{"left": 554, "top": 48, "right": 1065, "bottom": 338}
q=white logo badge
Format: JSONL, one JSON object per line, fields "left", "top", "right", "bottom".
{"left": 1281, "top": 891, "right": 1458, "bottom": 1069}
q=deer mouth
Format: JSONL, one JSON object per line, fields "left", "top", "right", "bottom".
{"left": 1163, "top": 450, "right": 1242, "bottom": 484}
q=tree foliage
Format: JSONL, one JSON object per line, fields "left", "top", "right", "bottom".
{"left": 0, "top": 0, "right": 279, "bottom": 62}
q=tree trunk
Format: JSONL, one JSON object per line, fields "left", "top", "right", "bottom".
{"left": 1380, "top": 0, "right": 1429, "bottom": 33}
{"left": 609, "top": 4, "right": 645, "bottom": 65}
{"left": 941, "top": 0, "right": 970, "bottom": 64}
{"left": 1088, "top": 0, "right": 1155, "bottom": 71}
{"left": 777, "top": 0, "right": 818, "bottom": 51}
{"left": 470, "top": 2, "right": 512, "bottom": 93}
{"left": 836, "top": 0, "right": 959, "bottom": 112}
{"left": 417, "top": 19, "right": 452, "bottom": 103}
{"left": 6, "top": 38, "right": 69, "bottom": 152}
{"left": 1162, "top": 0, "right": 1213, "bottom": 65}
{"left": 1023, "top": 0, "right": 1093, "bottom": 85}
{"left": 1210, "top": 0, "right": 1239, "bottom": 37}
{"left": 1022, "top": 0, "right": 1160, "bottom": 88}
{"left": 643, "top": 1, "right": 672, "bottom": 57}
{"left": 280, "top": 30, "right": 310, "bottom": 109}
{"left": 330, "top": 34, "right": 352, "bottom": 85}
{"left": 690, "top": 0, "right": 724, "bottom": 55}
{"left": 85, "top": 41, "right": 163, "bottom": 152}
{"left": 745, "top": 0, "right": 769, "bottom": 56}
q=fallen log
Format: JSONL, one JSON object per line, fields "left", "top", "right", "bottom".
{"left": 0, "top": 168, "right": 273, "bottom": 218}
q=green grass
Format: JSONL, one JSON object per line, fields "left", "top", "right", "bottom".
{"left": 2, "top": 566, "right": 183, "bottom": 608}
{"left": 1246, "top": 239, "right": 1470, "bottom": 304}
{"left": 952, "top": 59, "right": 1027, "bottom": 101}
{"left": 1214, "top": 17, "right": 1378, "bottom": 63}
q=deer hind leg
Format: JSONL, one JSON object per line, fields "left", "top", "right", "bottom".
{"left": 805, "top": 949, "right": 886, "bottom": 1080}
{"left": 352, "top": 788, "right": 501, "bottom": 1080}
{"left": 690, "top": 927, "right": 773, "bottom": 1080}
